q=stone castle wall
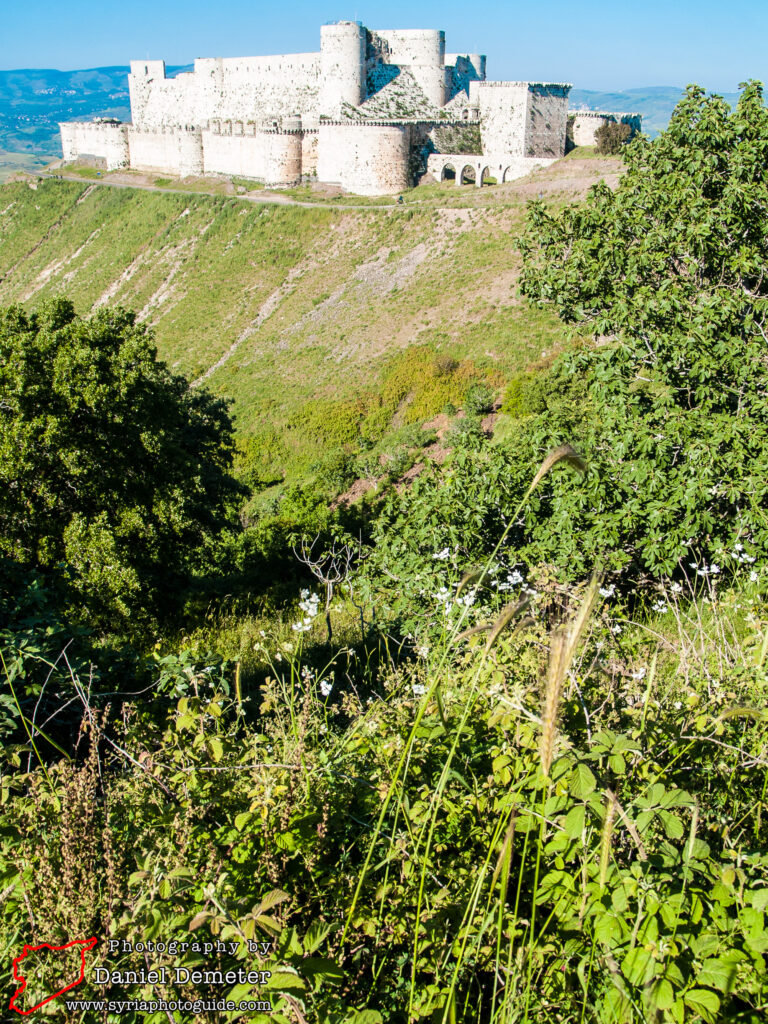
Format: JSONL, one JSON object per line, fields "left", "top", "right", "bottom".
{"left": 129, "top": 54, "right": 323, "bottom": 131}
{"left": 473, "top": 83, "right": 530, "bottom": 156}
{"left": 60, "top": 121, "right": 129, "bottom": 169}
{"left": 127, "top": 127, "right": 203, "bottom": 176}
{"left": 525, "top": 85, "right": 571, "bottom": 158}
{"left": 569, "top": 111, "right": 642, "bottom": 147}
{"left": 317, "top": 123, "right": 411, "bottom": 195}
{"left": 202, "top": 127, "right": 303, "bottom": 184}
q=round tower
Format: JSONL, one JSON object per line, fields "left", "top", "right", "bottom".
{"left": 320, "top": 22, "right": 366, "bottom": 114}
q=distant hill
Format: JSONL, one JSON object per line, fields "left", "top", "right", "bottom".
{"left": 0, "top": 67, "right": 188, "bottom": 180}
{"left": 569, "top": 85, "right": 742, "bottom": 138}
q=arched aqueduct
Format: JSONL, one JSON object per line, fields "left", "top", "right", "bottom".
{"left": 426, "top": 154, "right": 523, "bottom": 187}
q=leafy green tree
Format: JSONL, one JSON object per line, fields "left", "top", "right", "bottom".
{"left": 594, "top": 119, "right": 632, "bottom": 154}
{"left": 363, "top": 83, "right": 768, "bottom": 617}
{"left": 0, "top": 299, "right": 241, "bottom": 633}
{"left": 513, "top": 81, "right": 768, "bottom": 581}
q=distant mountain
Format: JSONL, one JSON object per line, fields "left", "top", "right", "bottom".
{"left": 569, "top": 85, "right": 741, "bottom": 138}
{"left": 0, "top": 66, "right": 189, "bottom": 179}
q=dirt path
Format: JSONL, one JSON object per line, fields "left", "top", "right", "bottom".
{"left": 39, "top": 173, "right": 401, "bottom": 211}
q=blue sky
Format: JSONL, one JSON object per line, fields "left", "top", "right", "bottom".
{"left": 3, "top": 0, "right": 766, "bottom": 92}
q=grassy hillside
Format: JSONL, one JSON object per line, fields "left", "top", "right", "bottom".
{"left": 0, "top": 162, "right": 617, "bottom": 481}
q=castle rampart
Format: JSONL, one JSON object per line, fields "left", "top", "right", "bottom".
{"left": 569, "top": 111, "right": 643, "bottom": 147}
{"left": 60, "top": 20, "right": 634, "bottom": 195}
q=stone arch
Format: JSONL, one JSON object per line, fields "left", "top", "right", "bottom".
{"left": 502, "top": 166, "right": 513, "bottom": 183}
{"left": 460, "top": 164, "right": 475, "bottom": 185}
{"left": 461, "top": 108, "right": 470, "bottom": 121}
{"left": 480, "top": 166, "right": 495, "bottom": 186}
{"left": 441, "top": 162, "right": 456, "bottom": 182}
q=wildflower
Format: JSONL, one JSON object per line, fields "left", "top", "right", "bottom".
{"left": 599, "top": 584, "right": 616, "bottom": 598}
{"left": 611, "top": 623, "right": 622, "bottom": 634}
{"left": 320, "top": 680, "right": 333, "bottom": 698}
{"left": 412, "top": 683, "right": 427, "bottom": 696}
{"left": 652, "top": 600, "right": 668, "bottom": 613}
{"left": 259, "top": 629, "right": 266, "bottom": 637}
{"left": 670, "top": 582, "right": 683, "bottom": 594}
{"left": 673, "top": 701, "right": 682, "bottom": 710}
{"left": 750, "top": 570, "right": 759, "bottom": 582}
{"left": 630, "top": 668, "right": 647, "bottom": 681}
{"left": 433, "top": 547, "right": 450, "bottom": 560}
{"left": 415, "top": 644, "right": 430, "bottom": 659}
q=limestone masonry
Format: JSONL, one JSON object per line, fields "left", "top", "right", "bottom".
{"left": 60, "top": 22, "right": 641, "bottom": 196}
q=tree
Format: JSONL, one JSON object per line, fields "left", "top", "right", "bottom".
{"left": 0, "top": 299, "right": 242, "bottom": 633}
{"left": 362, "top": 83, "right": 768, "bottom": 619}
{"left": 513, "top": 82, "right": 768, "bottom": 582}
{"left": 594, "top": 120, "right": 632, "bottom": 154}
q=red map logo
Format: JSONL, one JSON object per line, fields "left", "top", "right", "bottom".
{"left": 10, "top": 937, "right": 97, "bottom": 1015}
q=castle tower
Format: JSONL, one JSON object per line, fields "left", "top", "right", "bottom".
{"left": 128, "top": 60, "right": 166, "bottom": 130}
{"left": 319, "top": 22, "right": 366, "bottom": 114}
{"left": 375, "top": 29, "right": 447, "bottom": 108}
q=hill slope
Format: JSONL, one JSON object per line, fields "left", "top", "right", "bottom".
{"left": 0, "top": 163, "right": 617, "bottom": 476}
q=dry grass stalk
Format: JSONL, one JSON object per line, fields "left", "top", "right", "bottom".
{"left": 539, "top": 575, "right": 601, "bottom": 777}
{"left": 528, "top": 444, "right": 586, "bottom": 496}
{"left": 540, "top": 628, "right": 569, "bottom": 776}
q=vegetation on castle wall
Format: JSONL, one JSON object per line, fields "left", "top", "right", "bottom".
{"left": 594, "top": 120, "right": 633, "bottom": 154}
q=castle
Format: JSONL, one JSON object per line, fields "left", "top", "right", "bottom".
{"left": 59, "top": 22, "right": 641, "bottom": 196}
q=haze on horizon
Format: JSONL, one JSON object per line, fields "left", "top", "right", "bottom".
{"left": 3, "top": 0, "right": 766, "bottom": 95}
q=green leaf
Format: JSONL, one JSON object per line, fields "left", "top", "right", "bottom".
{"left": 659, "top": 810, "right": 685, "bottom": 840}
{"left": 563, "top": 804, "right": 586, "bottom": 838}
{"left": 652, "top": 978, "right": 675, "bottom": 1011}
{"left": 622, "top": 946, "right": 656, "bottom": 986}
{"left": 684, "top": 988, "right": 721, "bottom": 1022}
{"left": 570, "top": 763, "right": 597, "bottom": 799}
{"left": 207, "top": 736, "right": 223, "bottom": 762}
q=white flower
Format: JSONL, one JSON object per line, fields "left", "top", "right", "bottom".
{"left": 298, "top": 589, "right": 320, "bottom": 617}
{"left": 433, "top": 547, "right": 450, "bottom": 560}
{"left": 611, "top": 623, "right": 622, "bottom": 634}
{"left": 750, "top": 570, "right": 759, "bottom": 582}
{"left": 710, "top": 563, "right": 721, "bottom": 574}
{"left": 415, "top": 644, "right": 430, "bottom": 659}
{"left": 673, "top": 701, "right": 682, "bottom": 710}
{"left": 412, "top": 684, "right": 427, "bottom": 697}
{"left": 670, "top": 582, "right": 683, "bottom": 594}
{"left": 652, "top": 600, "right": 668, "bottom": 613}
{"left": 599, "top": 584, "right": 616, "bottom": 598}
{"left": 320, "top": 680, "right": 333, "bottom": 698}
{"left": 630, "top": 668, "right": 646, "bottom": 681}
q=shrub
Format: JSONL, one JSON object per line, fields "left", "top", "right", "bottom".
{"left": 463, "top": 381, "right": 495, "bottom": 417}
{"left": 501, "top": 372, "right": 548, "bottom": 417}
{"left": 313, "top": 447, "right": 358, "bottom": 494}
{"left": 515, "top": 82, "right": 768, "bottom": 583}
{"left": 594, "top": 120, "right": 632, "bottom": 154}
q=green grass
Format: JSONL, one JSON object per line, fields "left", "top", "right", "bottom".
{"left": 0, "top": 166, "right": 602, "bottom": 488}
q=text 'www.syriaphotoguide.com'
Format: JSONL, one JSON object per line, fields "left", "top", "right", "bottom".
{"left": 64, "top": 997, "right": 273, "bottom": 1013}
